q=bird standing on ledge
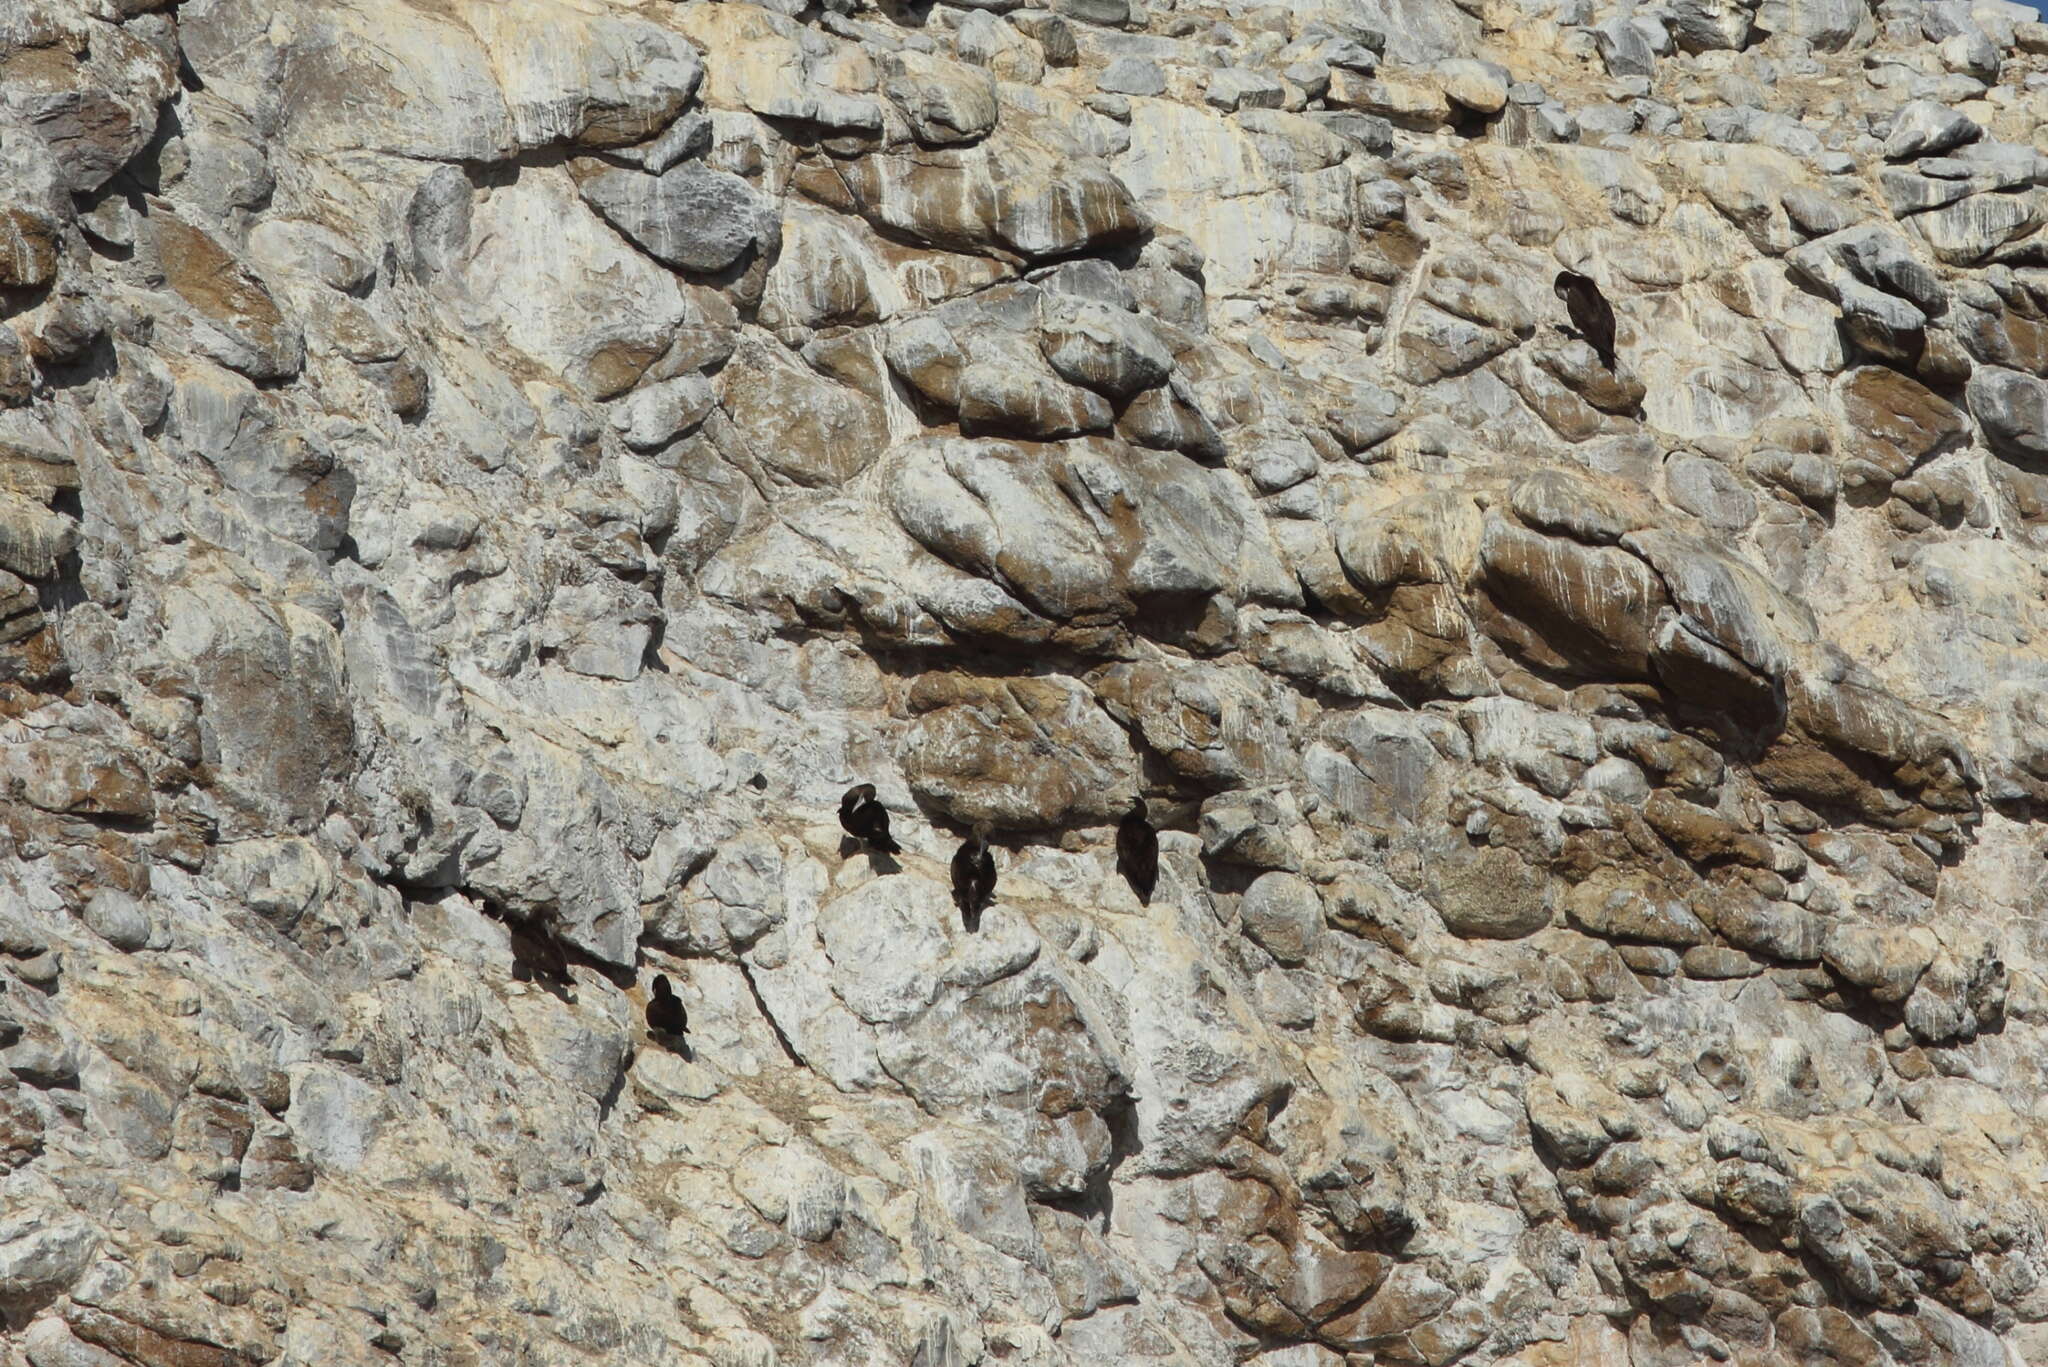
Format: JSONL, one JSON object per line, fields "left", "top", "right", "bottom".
{"left": 1554, "top": 269, "right": 1618, "bottom": 373}
{"left": 646, "top": 973, "right": 688, "bottom": 1038}
{"left": 839, "top": 783, "right": 901, "bottom": 854}
{"left": 1116, "top": 798, "right": 1159, "bottom": 905}
{"left": 952, "top": 824, "right": 997, "bottom": 931}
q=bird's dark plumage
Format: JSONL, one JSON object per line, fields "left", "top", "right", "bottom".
{"left": 1116, "top": 798, "right": 1159, "bottom": 905}
{"left": 646, "top": 973, "right": 688, "bottom": 1036}
{"left": 839, "top": 783, "right": 901, "bottom": 854}
{"left": 952, "top": 827, "right": 997, "bottom": 930}
{"left": 1554, "top": 269, "right": 1617, "bottom": 372}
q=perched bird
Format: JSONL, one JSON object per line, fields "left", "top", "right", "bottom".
{"left": 839, "top": 783, "right": 901, "bottom": 854}
{"left": 646, "top": 973, "right": 688, "bottom": 1038}
{"left": 951, "top": 825, "right": 997, "bottom": 931}
{"left": 1116, "top": 797, "right": 1159, "bottom": 905}
{"left": 1553, "top": 269, "right": 1618, "bottom": 372}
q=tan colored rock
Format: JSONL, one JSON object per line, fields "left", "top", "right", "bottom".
{"left": 1475, "top": 515, "right": 1663, "bottom": 679}
{"left": 1322, "top": 1264, "right": 1456, "bottom": 1350}
{"left": 1, "top": 3, "right": 2047, "bottom": 1365}
{"left": 883, "top": 50, "right": 999, "bottom": 147}
{"left": 66, "top": 1306, "right": 258, "bottom": 1367}
{"left": 0, "top": 206, "right": 60, "bottom": 290}
{"left": 716, "top": 336, "right": 888, "bottom": 489}
{"left": 1835, "top": 366, "right": 1966, "bottom": 486}
{"left": 1325, "top": 70, "right": 1450, "bottom": 129}
{"left": 1642, "top": 792, "right": 1774, "bottom": 867}
{"left": 1094, "top": 660, "right": 1295, "bottom": 789}
{"left": 150, "top": 213, "right": 303, "bottom": 382}
{"left": 462, "top": 168, "right": 692, "bottom": 398}
{"left": 1, "top": 739, "right": 152, "bottom": 821}
{"left": 1, "top": 30, "right": 175, "bottom": 192}
{"left": 901, "top": 672, "right": 1138, "bottom": 828}
{"left": 813, "top": 132, "right": 1148, "bottom": 261}
{"left": 1564, "top": 876, "right": 1709, "bottom": 946}
{"left": 1425, "top": 838, "right": 1552, "bottom": 940}
{"left": 463, "top": 0, "right": 703, "bottom": 149}
{"left": 0, "top": 490, "right": 76, "bottom": 580}
{"left": 251, "top": 0, "right": 513, "bottom": 159}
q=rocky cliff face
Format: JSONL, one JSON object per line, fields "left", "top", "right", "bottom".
{"left": 3, "top": 0, "right": 2048, "bottom": 1363}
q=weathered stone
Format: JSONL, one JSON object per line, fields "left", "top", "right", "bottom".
{"left": 577, "top": 164, "right": 781, "bottom": 274}
{"left": 1038, "top": 294, "right": 1173, "bottom": 399}
{"left": 0, "top": 6, "right": 2039, "bottom": 1367}
{"left": 1967, "top": 365, "right": 2048, "bottom": 466}
{"left": 611, "top": 375, "right": 716, "bottom": 451}
{"left": 902, "top": 673, "right": 1140, "bottom": 828}
{"left": 1099, "top": 57, "right": 1167, "bottom": 98}
{"left": 1435, "top": 59, "right": 1509, "bottom": 114}
{"left": 822, "top": 134, "right": 1148, "bottom": 261}
{"left": 1425, "top": 839, "right": 1552, "bottom": 940}
{"left": 0, "top": 1210, "right": 99, "bottom": 1319}
{"left": 1240, "top": 872, "right": 1322, "bottom": 965}
{"left": 150, "top": 214, "right": 304, "bottom": 382}
{"left": 1884, "top": 101, "right": 1981, "bottom": 161}
{"left": 1, "top": 32, "right": 175, "bottom": 194}
{"left": 718, "top": 335, "right": 889, "bottom": 488}
{"left": 1565, "top": 878, "right": 1709, "bottom": 947}
{"left": 884, "top": 51, "right": 999, "bottom": 147}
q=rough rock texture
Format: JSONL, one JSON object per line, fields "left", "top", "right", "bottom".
{"left": 3, "top": 0, "right": 2048, "bottom": 1365}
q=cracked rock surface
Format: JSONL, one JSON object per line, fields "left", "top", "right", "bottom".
{"left": 3, "top": 0, "right": 2048, "bottom": 1363}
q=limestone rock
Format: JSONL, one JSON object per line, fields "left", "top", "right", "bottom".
{"left": 901, "top": 673, "right": 1139, "bottom": 828}
{"left": 149, "top": 214, "right": 304, "bottom": 383}
{"left": 576, "top": 163, "right": 781, "bottom": 274}
{"left": 1884, "top": 100, "right": 1982, "bottom": 161}
{"left": 0, "top": 4, "right": 2044, "bottom": 1366}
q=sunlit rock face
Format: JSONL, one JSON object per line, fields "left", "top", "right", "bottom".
{"left": 5, "top": 0, "right": 2048, "bottom": 1362}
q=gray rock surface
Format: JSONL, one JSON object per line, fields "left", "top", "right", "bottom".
{"left": 2, "top": 0, "right": 2048, "bottom": 1365}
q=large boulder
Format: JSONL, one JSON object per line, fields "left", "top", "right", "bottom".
{"left": 462, "top": 169, "right": 689, "bottom": 398}
{"left": 901, "top": 672, "right": 1140, "bottom": 829}
{"left": 886, "top": 435, "right": 1296, "bottom": 625}
{"left": 0, "top": 25, "right": 176, "bottom": 193}
{"left": 1837, "top": 366, "right": 1967, "bottom": 485}
{"left": 464, "top": 0, "right": 703, "bottom": 149}
{"left": 149, "top": 213, "right": 304, "bottom": 382}
{"left": 1755, "top": 0, "right": 1873, "bottom": 49}
{"left": 125, "top": 559, "right": 354, "bottom": 835}
{"left": 818, "top": 131, "right": 1148, "bottom": 261}
{"left": 575, "top": 163, "right": 781, "bottom": 274}
{"left": 1967, "top": 366, "right": 2048, "bottom": 468}
{"left": 716, "top": 336, "right": 889, "bottom": 489}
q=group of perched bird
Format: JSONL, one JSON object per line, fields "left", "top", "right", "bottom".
{"left": 841, "top": 783, "right": 1160, "bottom": 928}
{"left": 641, "top": 787, "right": 1162, "bottom": 1048}
{"left": 638, "top": 273, "right": 1621, "bottom": 1053}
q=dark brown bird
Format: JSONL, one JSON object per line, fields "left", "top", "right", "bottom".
{"left": 1554, "top": 269, "right": 1617, "bottom": 372}
{"left": 839, "top": 783, "right": 901, "bottom": 855}
{"left": 1115, "top": 797, "right": 1158, "bottom": 905}
{"left": 646, "top": 973, "right": 688, "bottom": 1037}
{"left": 951, "top": 825, "right": 997, "bottom": 930}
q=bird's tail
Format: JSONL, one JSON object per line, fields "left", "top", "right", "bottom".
{"left": 1599, "top": 344, "right": 1618, "bottom": 373}
{"left": 876, "top": 834, "right": 902, "bottom": 854}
